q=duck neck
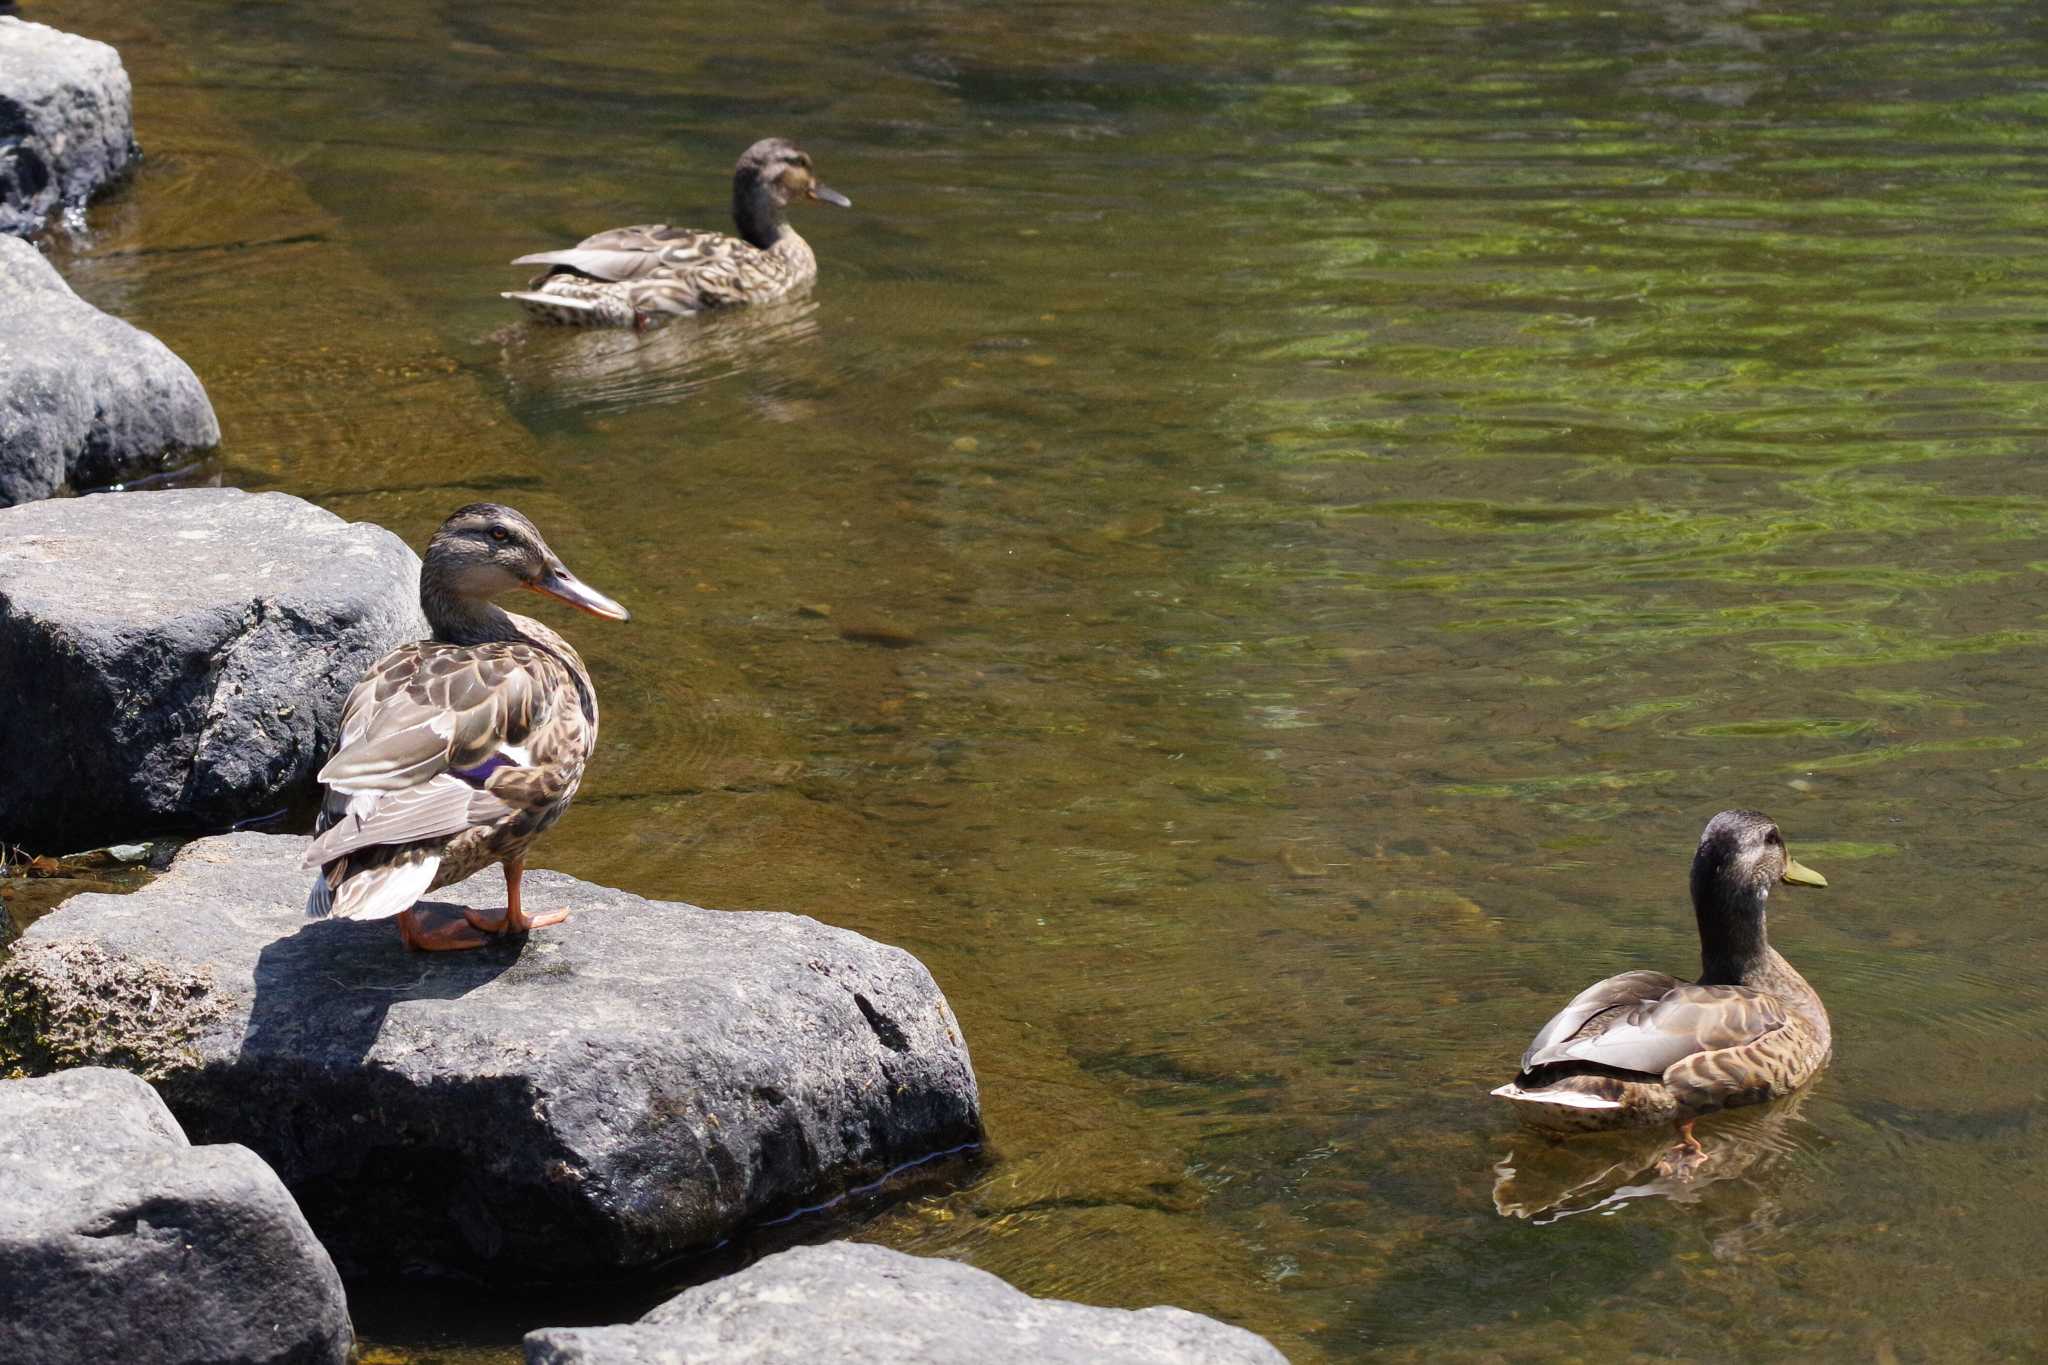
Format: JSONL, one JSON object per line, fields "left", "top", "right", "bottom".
{"left": 1693, "top": 876, "right": 1771, "bottom": 987}
{"left": 423, "top": 584, "right": 528, "bottom": 647}
{"left": 1754, "top": 944, "right": 1830, "bottom": 1052}
{"left": 733, "top": 180, "right": 787, "bottom": 250}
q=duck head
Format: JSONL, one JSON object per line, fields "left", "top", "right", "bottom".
{"left": 1689, "top": 809, "right": 1825, "bottom": 984}
{"left": 423, "top": 503, "right": 629, "bottom": 642}
{"left": 732, "top": 137, "right": 850, "bottom": 248}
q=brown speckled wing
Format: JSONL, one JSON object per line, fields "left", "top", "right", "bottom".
{"left": 629, "top": 241, "right": 802, "bottom": 312}
{"left": 513, "top": 218, "right": 817, "bottom": 320}
{"left": 1521, "top": 969, "right": 1683, "bottom": 1071}
{"left": 311, "top": 640, "right": 564, "bottom": 854}
{"left": 574, "top": 223, "right": 678, "bottom": 251}
{"left": 1525, "top": 980, "right": 1786, "bottom": 1078}
{"left": 1663, "top": 1017, "right": 1822, "bottom": 1108}
{"left": 516, "top": 225, "right": 758, "bottom": 287}
{"left": 304, "top": 774, "right": 511, "bottom": 868}
{"left": 321, "top": 643, "right": 543, "bottom": 787}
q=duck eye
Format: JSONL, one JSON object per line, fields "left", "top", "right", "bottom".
{"left": 1766, "top": 829, "right": 1781, "bottom": 845}
{"left": 489, "top": 527, "right": 509, "bottom": 542}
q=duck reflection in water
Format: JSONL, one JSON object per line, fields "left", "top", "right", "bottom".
{"left": 1493, "top": 1087, "right": 1817, "bottom": 1234}
{"left": 493, "top": 297, "right": 823, "bottom": 418}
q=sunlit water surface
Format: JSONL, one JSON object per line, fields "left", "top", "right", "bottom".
{"left": 24, "top": 0, "right": 2048, "bottom": 1358}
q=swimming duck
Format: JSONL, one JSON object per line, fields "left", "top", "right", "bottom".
{"left": 504, "top": 137, "right": 851, "bottom": 327}
{"left": 303, "top": 504, "right": 629, "bottom": 951}
{"left": 1492, "top": 809, "right": 1830, "bottom": 1177}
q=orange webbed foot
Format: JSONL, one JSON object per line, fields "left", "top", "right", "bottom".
{"left": 462, "top": 905, "right": 570, "bottom": 936}
{"left": 1655, "top": 1145, "right": 1711, "bottom": 1181}
{"left": 1655, "top": 1119, "right": 1712, "bottom": 1181}
{"left": 398, "top": 907, "right": 494, "bottom": 952}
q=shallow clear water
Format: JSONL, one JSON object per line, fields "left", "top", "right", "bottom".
{"left": 29, "top": 0, "right": 2048, "bottom": 1358}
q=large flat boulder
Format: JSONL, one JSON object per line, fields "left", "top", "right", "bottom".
{"left": 0, "top": 489, "right": 426, "bottom": 850}
{"left": 0, "top": 833, "right": 983, "bottom": 1282}
{"left": 0, "top": 1066, "right": 352, "bottom": 1365}
{"left": 525, "top": 1241, "right": 1288, "bottom": 1365}
{"left": 0, "top": 19, "right": 135, "bottom": 237}
{"left": 0, "top": 235, "right": 220, "bottom": 504}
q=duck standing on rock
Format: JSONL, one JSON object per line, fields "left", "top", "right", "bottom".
{"left": 303, "top": 504, "right": 628, "bottom": 951}
{"left": 1492, "top": 810, "right": 1831, "bottom": 1178}
{"left": 504, "top": 137, "right": 851, "bottom": 328}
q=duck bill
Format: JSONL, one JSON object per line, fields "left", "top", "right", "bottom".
{"left": 529, "top": 562, "right": 630, "bottom": 621}
{"left": 809, "top": 184, "right": 852, "bottom": 208}
{"left": 1780, "top": 857, "right": 1827, "bottom": 888}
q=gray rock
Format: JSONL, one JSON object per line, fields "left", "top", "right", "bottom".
{"left": 0, "top": 18, "right": 136, "bottom": 237}
{"left": 0, "top": 489, "right": 427, "bottom": 849}
{"left": 525, "top": 1241, "right": 1288, "bottom": 1365}
{"left": 0, "top": 1066, "right": 352, "bottom": 1365}
{"left": 0, "top": 234, "right": 220, "bottom": 504}
{"left": 0, "top": 833, "right": 983, "bottom": 1282}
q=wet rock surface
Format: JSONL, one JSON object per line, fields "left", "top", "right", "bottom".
{"left": 0, "top": 18, "right": 135, "bottom": 236}
{"left": 0, "top": 833, "right": 982, "bottom": 1282}
{"left": 0, "top": 489, "right": 426, "bottom": 850}
{"left": 524, "top": 1241, "right": 1289, "bottom": 1365}
{"left": 0, "top": 235, "right": 220, "bottom": 505}
{"left": 0, "top": 1066, "right": 352, "bottom": 1365}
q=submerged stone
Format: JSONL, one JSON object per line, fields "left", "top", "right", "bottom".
{"left": 836, "top": 614, "right": 922, "bottom": 648}
{"left": 0, "top": 833, "right": 983, "bottom": 1282}
{"left": 0, "top": 18, "right": 136, "bottom": 237}
{"left": 0, "top": 1067, "right": 352, "bottom": 1365}
{"left": 0, "top": 489, "right": 426, "bottom": 850}
{"left": 0, "top": 235, "right": 221, "bottom": 504}
{"left": 523, "top": 1241, "right": 1288, "bottom": 1365}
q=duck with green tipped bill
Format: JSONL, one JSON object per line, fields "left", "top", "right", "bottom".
{"left": 1493, "top": 809, "right": 1832, "bottom": 1178}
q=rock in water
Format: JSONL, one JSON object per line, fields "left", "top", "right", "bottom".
{"left": 0, "top": 18, "right": 136, "bottom": 237}
{"left": 0, "top": 235, "right": 221, "bottom": 505}
{"left": 0, "top": 833, "right": 983, "bottom": 1281}
{"left": 0, "top": 1067, "right": 352, "bottom": 1365}
{"left": 524, "top": 1241, "right": 1289, "bottom": 1365}
{"left": 0, "top": 489, "right": 427, "bottom": 849}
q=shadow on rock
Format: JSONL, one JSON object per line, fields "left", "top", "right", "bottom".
{"left": 242, "top": 903, "right": 522, "bottom": 1068}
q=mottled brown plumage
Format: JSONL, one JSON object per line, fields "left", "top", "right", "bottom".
{"left": 504, "top": 138, "right": 851, "bottom": 327}
{"left": 1493, "top": 810, "right": 1832, "bottom": 1173}
{"left": 303, "top": 504, "right": 628, "bottom": 950}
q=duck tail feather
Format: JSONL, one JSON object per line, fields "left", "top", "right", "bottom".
{"left": 503, "top": 290, "right": 611, "bottom": 325}
{"left": 328, "top": 854, "right": 442, "bottom": 922}
{"left": 305, "top": 867, "right": 335, "bottom": 919}
{"left": 1491, "top": 1082, "right": 1624, "bottom": 1110}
